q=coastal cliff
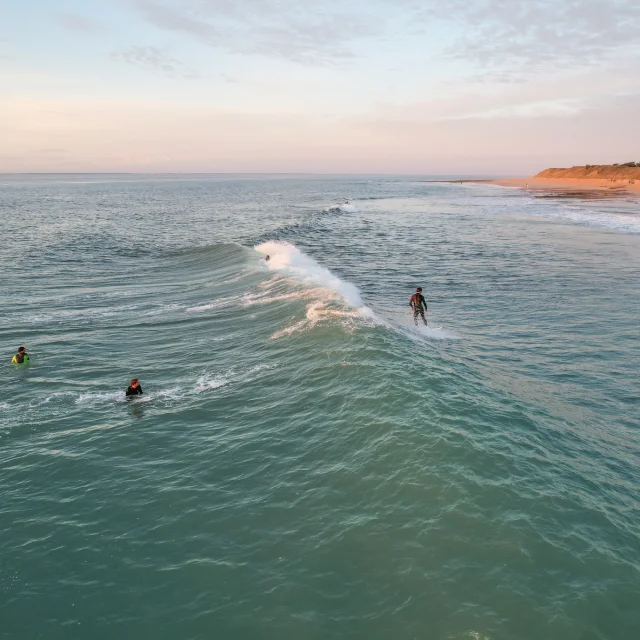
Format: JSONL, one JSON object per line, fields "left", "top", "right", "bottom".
{"left": 536, "top": 165, "right": 640, "bottom": 180}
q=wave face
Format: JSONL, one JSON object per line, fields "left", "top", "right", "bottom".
{"left": 255, "top": 240, "right": 365, "bottom": 306}
{"left": 1, "top": 175, "right": 639, "bottom": 640}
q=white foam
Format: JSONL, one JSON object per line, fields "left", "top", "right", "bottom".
{"left": 153, "top": 386, "right": 184, "bottom": 400}
{"left": 382, "top": 309, "right": 458, "bottom": 343}
{"left": 75, "top": 390, "right": 126, "bottom": 405}
{"left": 127, "top": 394, "right": 155, "bottom": 404}
{"left": 74, "top": 386, "right": 185, "bottom": 405}
{"left": 42, "top": 391, "right": 77, "bottom": 404}
{"left": 25, "top": 304, "right": 141, "bottom": 324}
{"left": 242, "top": 287, "right": 320, "bottom": 307}
{"left": 270, "top": 302, "right": 323, "bottom": 339}
{"left": 73, "top": 388, "right": 185, "bottom": 407}
{"left": 553, "top": 202, "right": 640, "bottom": 234}
{"left": 500, "top": 187, "right": 640, "bottom": 234}
{"left": 466, "top": 632, "right": 490, "bottom": 640}
{"left": 403, "top": 322, "right": 458, "bottom": 342}
{"left": 196, "top": 374, "right": 230, "bottom": 392}
{"left": 325, "top": 203, "right": 359, "bottom": 213}
{"left": 247, "top": 363, "right": 275, "bottom": 374}
{"left": 254, "top": 241, "right": 364, "bottom": 308}
{"left": 186, "top": 295, "right": 240, "bottom": 313}
{"left": 253, "top": 241, "right": 378, "bottom": 338}
{"left": 25, "top": 314, "right": 54, "bottom": 323}
{"left": 143, "top": 303, "right": 183, "bottom": 316}
{"left": 15, "top": 364, "right": 274, "bottom": 414}
{"left": 270, "top": 301, "right": 365, "bottom": 339}
{"left": 73, "top": 376, "right": 230, "bottom": 405}
{"left": 197, "top": 363, "right": 275, "bottom": 389}
{"left": 186, "top": 303, "right": 218, "bottom": 313}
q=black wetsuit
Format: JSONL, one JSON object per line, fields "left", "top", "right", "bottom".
{"left": 410, "top": 293, "right": 428, "bottom": 326}
{"left": 126, "top": 385, "right": 143, "bottom": 397}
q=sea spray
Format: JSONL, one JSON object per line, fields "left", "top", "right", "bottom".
{"left": 254, "top": 241, "right": 364, "bottom": 308}
{"left": 253, "top": 240, "right": 376, "bottom": 337}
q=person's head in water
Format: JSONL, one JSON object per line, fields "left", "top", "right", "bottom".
{"left": 12, "top": 346, "right": 29, "bottom": 364}
{"left": 126, "top": 378, "right": 143, "bottom": 396}
{"left": 265, "top": 255, "right": 270, "bottom": 261}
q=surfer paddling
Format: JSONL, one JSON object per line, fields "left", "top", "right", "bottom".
{"left": 409, "top": 287, "right": 428, "bottom": 326}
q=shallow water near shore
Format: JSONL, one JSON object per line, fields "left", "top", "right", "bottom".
{"left": 1, "top": 175, "right": 639, "bottom": 640}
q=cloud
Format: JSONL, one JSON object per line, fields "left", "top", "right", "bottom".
{"left": 346, "top": 63, "right": 640, "bottom": 137}
{"left": 417, "top": 0, "right": 640, "bottom": 74}
{"left": 127, "top": 0, "right": 378, "bottom": 65}
{"left": 57, "top": 12, "right": 103, "bottom": 33}
{"left": 437, "top": 98, "right": 591, "bottom": 121}
{"left": 111, "top": 46, "right": 198, "bottom": 78}
{"left": 124, "top": 0, "right": 640, "bottom": 73}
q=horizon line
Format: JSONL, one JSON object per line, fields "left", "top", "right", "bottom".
{"left": 0, "top": 171, "right": 524, "bottom": 177}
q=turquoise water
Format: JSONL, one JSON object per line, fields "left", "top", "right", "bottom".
{"left": 1, "top": 175, "right": 639, "bottom": 640}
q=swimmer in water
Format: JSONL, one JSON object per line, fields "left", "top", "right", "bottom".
{"left": 265, "top": 255, "right": 270, "bottom": 262}
{"left": 126, "top": 378, "right": 143, "bottom": 397}
{"left": 11, "top": 346, "right": 29, "bottom": 364}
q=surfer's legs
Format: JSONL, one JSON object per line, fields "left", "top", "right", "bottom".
{"left": 414, "top": 309, "right": 427, "bottom": 326}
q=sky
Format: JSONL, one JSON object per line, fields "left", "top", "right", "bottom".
{"left": 1, "top": 0, "right": 639, "bottom": 174}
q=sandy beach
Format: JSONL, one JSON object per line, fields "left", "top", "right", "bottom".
{"left": 439, "top": 176, "right": 640, "bottom": 199}
{"left": 439, "top": 166, "right": 640, "bottom": 196}
{"left": 490, "top": 177, "right": 640, "bottom": 193}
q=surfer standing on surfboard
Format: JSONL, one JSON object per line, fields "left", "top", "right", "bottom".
{"left": 409, "top": 287, "right": 428, "bottom": 326}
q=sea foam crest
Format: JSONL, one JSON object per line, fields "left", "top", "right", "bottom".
{"left": 254, "top": 241, "right": 375, "bottom": 338}
{"left": 255, "top": 241, "right": 365, "bottom": 309}
{"left": 324, "top": 203, "right": 359, "bottom": 213}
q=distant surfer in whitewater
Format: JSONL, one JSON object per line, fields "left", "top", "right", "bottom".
{"left": 409, "top": 287, "right": 428, "bottom": 326}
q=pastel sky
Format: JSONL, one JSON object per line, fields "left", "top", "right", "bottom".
{"left": 2, "top": 0, "right": 639, "bottom": 173}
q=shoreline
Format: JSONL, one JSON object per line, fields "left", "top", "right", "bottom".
{"left": 441, "top": 176, "right": 640, "bottom": 197}
{"left": 489, "top": 177, "right": 640, "bottom": 193}
{"left": 424, "top": 177, "right": 640, "bottom": 200}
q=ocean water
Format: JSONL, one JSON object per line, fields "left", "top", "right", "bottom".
{"left": 1, "top": 175, "right": 638, "bottom": 640}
